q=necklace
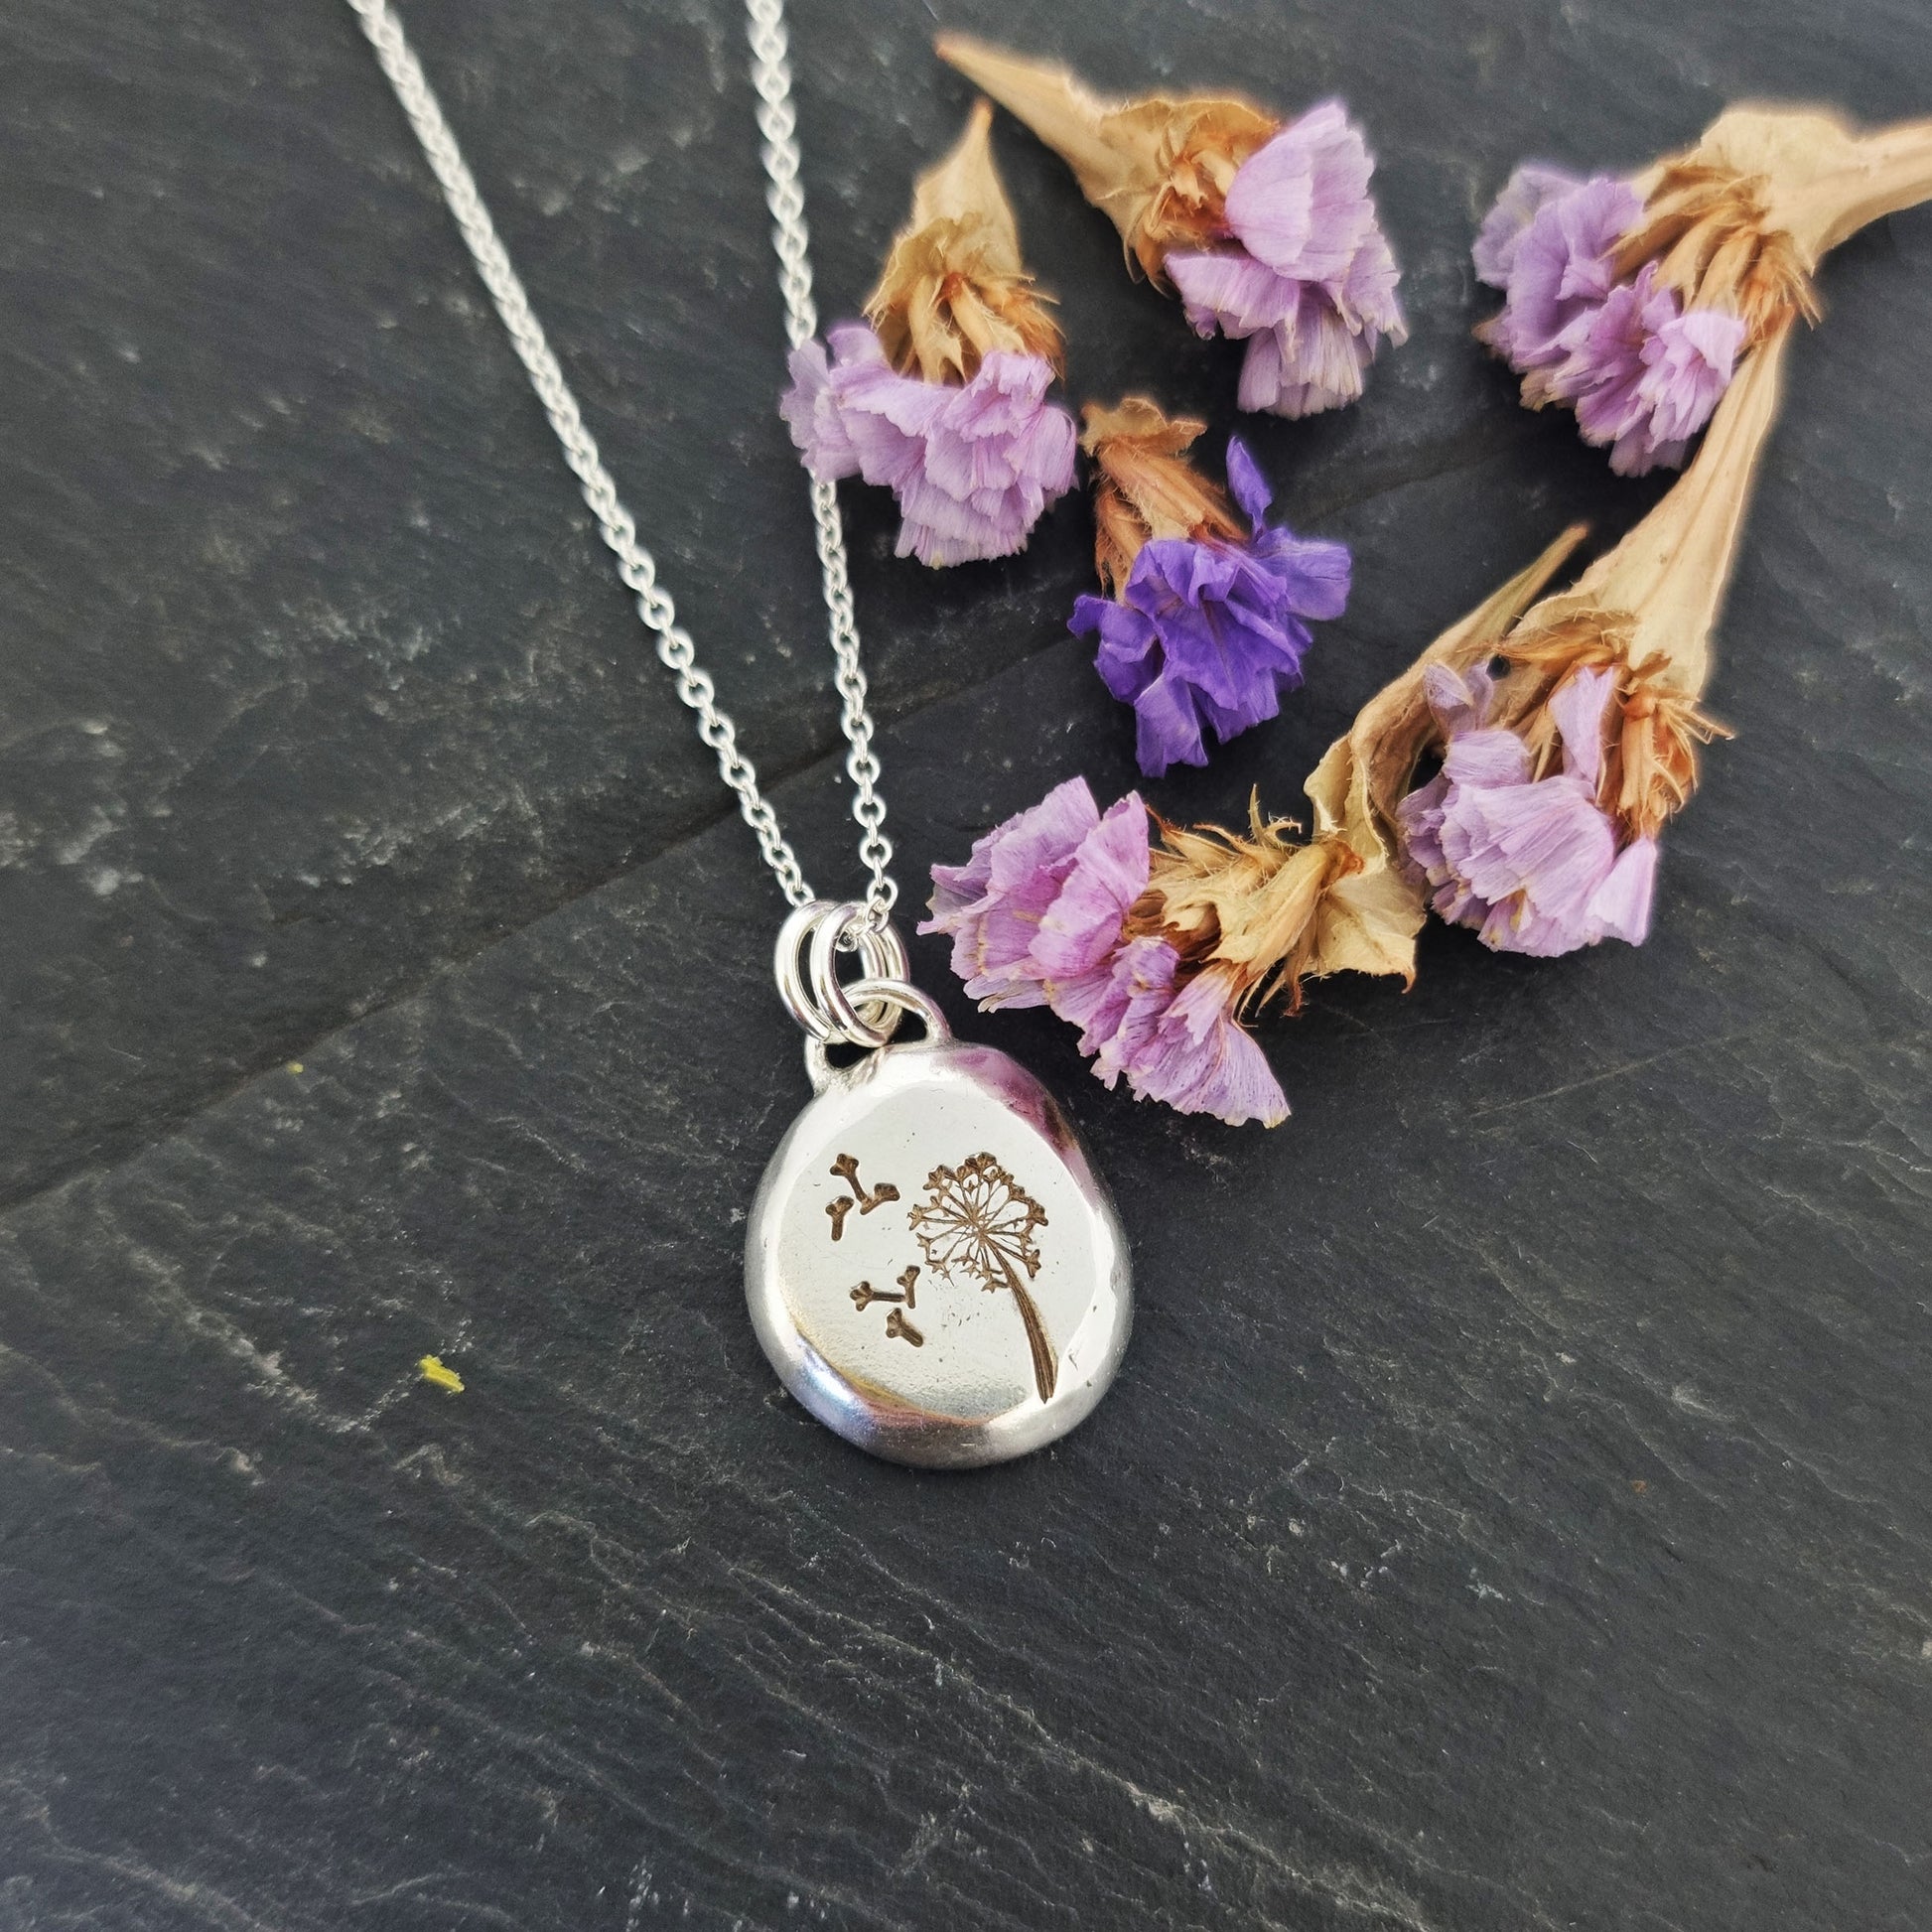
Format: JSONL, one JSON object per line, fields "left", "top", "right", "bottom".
{"left": 346, "top": 0, "right": 1132, "bottom": 1466}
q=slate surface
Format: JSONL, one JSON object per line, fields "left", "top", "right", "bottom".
{"left": 1, "top": 0, "right": 1927, "bottom": 1926}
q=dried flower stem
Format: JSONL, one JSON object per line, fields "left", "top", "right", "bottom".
{"left": 1626, "top": 107, "right": 1932, "bottom": 344}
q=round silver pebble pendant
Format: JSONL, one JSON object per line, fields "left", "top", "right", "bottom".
{"left": 747, "top": 1010, "right": 1133, "bottom": 1469}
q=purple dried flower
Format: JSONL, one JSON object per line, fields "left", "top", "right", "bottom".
{"left": 1069, "top": 437, "right": 1351, "bottom": 777}
{"left": 780, "top": 324, "right": 1077, "bottom": 566}
{"left": 1166, "top": 103, "right": 1407, "bottom": 417}
{"left": 1089, "top": 955, "right": 1288, "bottom": 1126}
{"left": 922, "top": 779, "right": 1290, "bottom": 1127}
{"left": 1474, "top": 166, "right": 1746, "bottom": 474}
{"left": 1471, "top": 163, "right": 1587, "bottom": 287}
{"left": 1396, "top": 662, "right": 1659, "bottom": 956}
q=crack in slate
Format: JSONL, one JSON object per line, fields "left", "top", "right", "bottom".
{"left": 2, "top": 421, "right": 1574, "bottom": 1220}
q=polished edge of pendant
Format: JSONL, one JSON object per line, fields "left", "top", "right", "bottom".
{"left": 745, "top": 1035, "right": 1132, "bottom": 1470}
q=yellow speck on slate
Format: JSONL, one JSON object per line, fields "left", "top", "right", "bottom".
{"left": 418, "top": 1354, "right": 465, "bottom": 1394}
{"left": 287, "top": 1061, "right": 304, "bottom": 1074}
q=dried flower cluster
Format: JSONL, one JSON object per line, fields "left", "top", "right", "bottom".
{"left": 937, "top": 37, "right": 1406, "bottom": 417}
{"left": 781, "top": 103, "right": 1077, "bottom": 565}
{"left": 1478, "top": 104, "right": 1932, "bottom": 472}
{"left": 930, "top": 302, "right": 1797, "bottom": 1122}
{"left": 1068, "top": 401, "right": 1350, "bottom": 776}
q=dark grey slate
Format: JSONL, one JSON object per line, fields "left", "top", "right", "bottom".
{"left": 0, "top": 0, "right": 1927, "bottom": 1926}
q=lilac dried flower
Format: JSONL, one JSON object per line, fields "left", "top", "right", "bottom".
{"left": 1167, "top": 104, "right": 1407, "bottom": 416}
{"left": 1550, "top": 265, "right": 1745, "bottom": 476}
{"left": 1470, "top": 162, "right": 1584, "bottom": 286}
{"left": 935, "top": 40, "right": 1404, "bottom": 416}
{"left": 921, "top": 777, "right": 1290, "bottom": 1127}
{"left": 784, "top": 326, "right": 1077, "bottom": 565}
{"left": 777, "top": 102, "right": 1077, "bottom": 565}
{"left": 1473, "top": 167, "right": 1745, "bottom": 473}
{"left": 1363, "top": 331, "right": 1790, "bottom": 965}
{"left": 1473, "top": 170, "right": 1643, "bottom": 374}
{"left": 1475, "top": 105, "right": 1932, "bottom": 473}
{"left": 1396, "top": 664, "right": 1658, "bottom": 955}
{"left": 1068, "top": 403, "right": 1350, "bottom": 776}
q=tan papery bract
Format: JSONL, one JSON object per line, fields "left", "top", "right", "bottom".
{"left": 1518, "top": 319, "right": 1791, "bottom": 699}
{"left": 1480, "top": 321, "right": 1792, "bottom": 836}
{"left": 935, "top": 36, "right": 1277, "bottom": 282}
{"left": 1080, "top": 398, "right": 1244, "bottom": 595}
{"left": 866, "top": 100, "right": 1063, "bottom": 383}
{"left": 1620, "top": 104, "right": 1932, "bottom": 343}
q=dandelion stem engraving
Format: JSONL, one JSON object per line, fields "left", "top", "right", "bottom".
{"left": 908, "top": 1154, "right": 1056, "bottom": 1401}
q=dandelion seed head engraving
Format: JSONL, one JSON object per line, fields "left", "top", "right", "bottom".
{"left": 907, "top": 1154, "right": 1047, "bottom": 1291}
{"left": 909, "top": 1154, "right": 1058, "bottom": 1402}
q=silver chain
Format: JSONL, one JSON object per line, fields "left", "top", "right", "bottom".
{"left": 345, "top": 0, "right": 896, "bottom": 925}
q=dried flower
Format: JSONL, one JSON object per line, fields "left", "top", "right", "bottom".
{"left": 922, "top": 774, "right": 1103, "bottom": 1009}
{"left": 1068, "top": 404, "right": 1350, "bottom": 775}
{"left": 1357, "top": 321, "right": 1790, "bottom": 956}
{"left": 1477, "top": 105, "right": 1932, "bottom": 472}
{"left": 924, "top": 746, "right": 1437, "bottom": 1125}
{"left": 937, "top": 38, "right": 1405, "bottom": 416}
{"left": 921, "top": 777, "right": 1289, "bottom": 1126}
{"left": 778, "top": 102, "right": 1077, "bottom": 563}
{"left": 1397, "top": 664, "right": 1660, "bottom": 953}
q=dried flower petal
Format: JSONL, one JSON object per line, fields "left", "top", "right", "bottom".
{"left": 1472, "top": 162, "right": 1585, "bottom": 287}
{"left": 1170, "top": 103, "right": 1407, "bottom": 416}
{"left": 1396, "top": 664, "right": 1658, "bottom": 954}
{"left": 780, "top": 323, "right": 1076, "bottom": 565}
{"left": 921, "top": 775, "right": 1099, "bottom": 1007}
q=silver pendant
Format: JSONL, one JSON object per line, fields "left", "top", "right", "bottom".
{"left": 748, "top": 903, "right": 1132, "bottom": 1467}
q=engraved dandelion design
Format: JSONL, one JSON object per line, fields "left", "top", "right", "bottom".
{"left": 907, "top": 1153, "right": 1056, "bottom": 1402}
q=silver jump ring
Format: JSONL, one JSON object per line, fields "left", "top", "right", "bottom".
{"left": 774, "top": 900, "right": 835, "bottom": 1041}
{"left": 839, "top": 978, "right": 950, "bottom": 1038}
{"left": 773, "top": 900, "right": 909, "bottom": 1047}
{"left": 807, "top": 903, "right": 907, "bottom": 1048}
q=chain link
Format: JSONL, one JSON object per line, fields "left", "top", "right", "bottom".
{"left": 746, "top": 0, "right": 895, "bottom": 923}
{"left": 345, "top": 0, "right": 895, "bottom": 923}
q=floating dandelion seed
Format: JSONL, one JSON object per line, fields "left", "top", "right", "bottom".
{"left": 908, "top": 1153, "right": 1056, "bottom": 1401}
